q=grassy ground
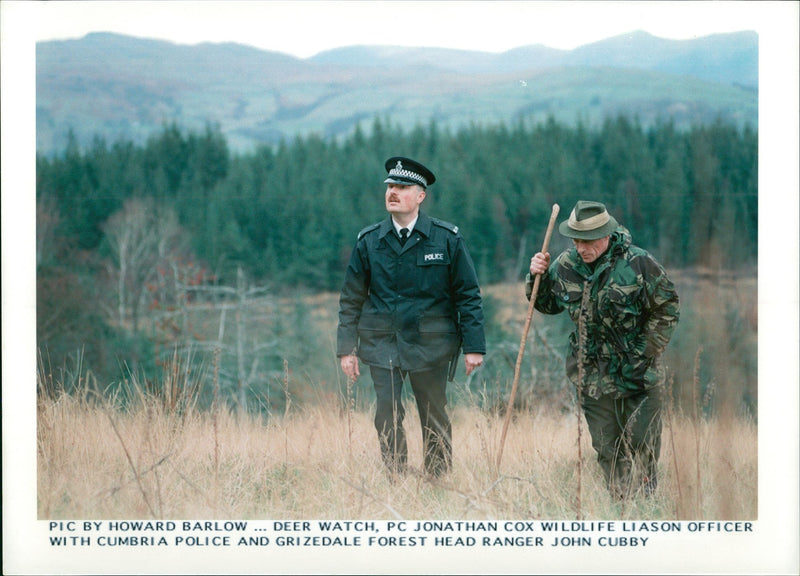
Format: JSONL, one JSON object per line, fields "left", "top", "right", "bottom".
{"left": 36, "top": 273, "right": 758, "bottom": 521}
{"left": 37, "top": 388, "right": 756, "bottom": 521}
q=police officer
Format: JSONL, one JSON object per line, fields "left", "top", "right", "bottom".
{"left": 528, "top": 200, "right": 680, "bottom": 498}
{"left": 337, "top": 157, "right": 486, "bottom": 477}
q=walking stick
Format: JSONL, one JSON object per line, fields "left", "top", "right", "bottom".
{"left": 496, "top": 204, "right": 559, "bottom": 470}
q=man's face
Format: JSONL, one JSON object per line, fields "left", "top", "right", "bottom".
{"left": 385, "top": 183, "right": 425, "bottom": 217}
{"left": 573, "top": 236, "right": 610, "bottom": 263}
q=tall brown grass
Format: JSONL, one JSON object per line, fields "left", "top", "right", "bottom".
{"left": 37, "top": 379, "right": 756, "bottom": 521}
{"left": 36, "top": 273, "right": 757, "bottom": 521}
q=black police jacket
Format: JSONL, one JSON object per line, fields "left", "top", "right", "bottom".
{"left": 337, "top": 212, "right": 486, "bottom": 371}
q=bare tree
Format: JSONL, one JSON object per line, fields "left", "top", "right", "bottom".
{"left": 173, "top": 266, "right": 273, "bottom": 414}
{"left": 103, "top": 200, "right": 275, "bottom": 413}
{"left": 103, "top": 198, "right": 186, "bottom": 331}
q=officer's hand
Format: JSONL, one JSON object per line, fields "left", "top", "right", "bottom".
{"left": 529, "top": 252, "right": 550, "bottom": 276}
{"left": 464, "top": 353, "right": 484, "bottom": 376}
{"left": 340, "top": 354, "right": 360, "bottom": 381}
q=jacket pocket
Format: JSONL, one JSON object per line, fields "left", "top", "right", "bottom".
{"left": 607, "top": 282, "right": 641, "bottom": 316}
{"left": 415, "top": 315, "right": 458, "bottom": 365}
{"left": 619, "top": 355, "right": 663, "bottom": 393}
{"left": 552, "top": 280, "right": 584, "bottom": 322}
{"left": 357, "top": 313, "right": 392, "bottom": 334}
{"left": 417, "top": 248, "right": 450, "bottom": 266}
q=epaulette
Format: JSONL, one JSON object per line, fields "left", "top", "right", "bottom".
{"left": 431, "top": 217, "right": 459, "bottom": 235}
{"left": 357, "top": 222, "right": 381, "bottom": 240}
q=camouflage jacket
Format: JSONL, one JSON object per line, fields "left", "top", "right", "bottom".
{"left": 527, "top": 227, "right": 680, "bottom": 399}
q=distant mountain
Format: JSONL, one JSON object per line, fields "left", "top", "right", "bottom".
{"left": 311, "top": 30, "right": 758, "bottom": 85}
{"left": 563, "top": 30, "right": 758, "bottom": 87}
{"left": 36, "top": 31, "right": 757, "bottom": 155}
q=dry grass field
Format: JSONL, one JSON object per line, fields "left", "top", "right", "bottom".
{"left": 37, "top": 386, "right": 756, "bottom": 521}
{"left": 36, "top": 274, "right": 759, "bottom": 522}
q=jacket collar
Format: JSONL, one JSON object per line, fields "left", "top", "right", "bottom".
{"left": 571, "top": 227, "right": 631, "bottom": 277}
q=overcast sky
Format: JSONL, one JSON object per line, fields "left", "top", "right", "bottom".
{"left": 25, "top": 0, "right": 775, "bottom": 58}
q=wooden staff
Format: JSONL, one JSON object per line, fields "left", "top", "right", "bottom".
{"left": 496, "top": 203, "right": 560, "bottom": 470}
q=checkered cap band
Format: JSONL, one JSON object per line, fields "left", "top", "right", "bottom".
{"left": 387, "top": 161, "right": 428, "bottom": 187}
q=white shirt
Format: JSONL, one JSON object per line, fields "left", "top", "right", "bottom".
{"left": 392, "top": 215, "right": 418, "bottom": 237}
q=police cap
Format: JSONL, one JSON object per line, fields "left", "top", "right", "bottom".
{"left": 384, "top": 157, "right": 436, "bottom": 189}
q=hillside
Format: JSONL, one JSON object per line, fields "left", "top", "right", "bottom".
{"left": 36, "top": 31, "right": 757, "bottom": 155}
{"left": 312, "top": 30, "right": 758, "bottom": 85}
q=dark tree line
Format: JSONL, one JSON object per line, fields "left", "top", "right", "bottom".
{"left": 36, "top": 116, "right": 757, "bottom": 385}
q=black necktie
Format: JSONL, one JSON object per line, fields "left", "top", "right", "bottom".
{"left": 399, "top": 228, "right": 409, "bottom": 246}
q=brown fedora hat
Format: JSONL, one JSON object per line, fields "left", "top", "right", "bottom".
{"left": 558, "top": 200, "right": 619, "bottom": 240}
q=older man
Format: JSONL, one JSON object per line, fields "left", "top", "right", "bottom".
{"left": 528, "top": 200, "right": 680, "bottom": 498}
{"left": 337, "top": 157, "right": 485, "bottom": 478}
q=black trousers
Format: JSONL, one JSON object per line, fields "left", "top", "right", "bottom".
{"left": 369, "top": 364, "right": 452, "bottom": 476}
{"left": 581, "top": 387, "right": 663, "bottom": 498}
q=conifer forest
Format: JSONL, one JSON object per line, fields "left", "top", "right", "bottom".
{"left": 36, "top": 116, "right": 757, "bottom": 416}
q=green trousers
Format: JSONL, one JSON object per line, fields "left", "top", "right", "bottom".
{"left": 580, "top": 386, "right": 663, "bottom": 498}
